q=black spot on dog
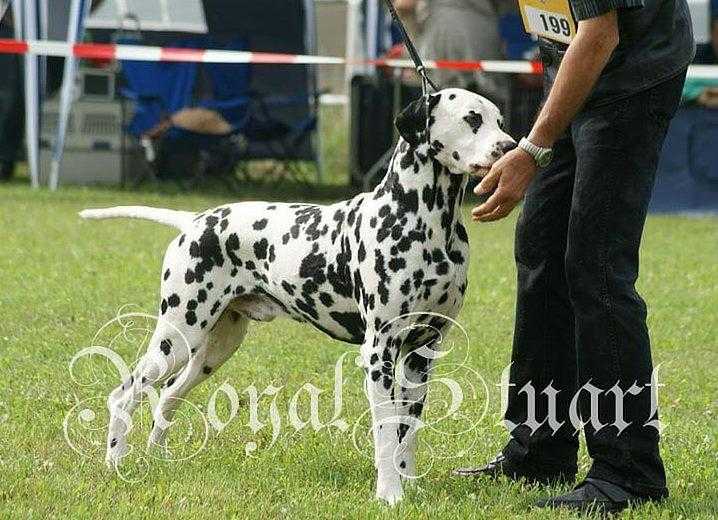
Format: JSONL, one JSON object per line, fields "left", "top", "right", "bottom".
{"left": 389, "top": 257, "right": 406, "bottom": 272}
{"left": 253, "top": 219, "right": 268, "bottom": 230}
{"left": 253, "top": 239, "right": 269, "bottom": 260}
{"left": 400, "top": 149, "right": 415, "bottom": 170}
{"left": 300, "top": 246, "right": 327, "bottom": 284}
{"left": 164, "top": 269, "right": 171, "bottom": 281}
{"left": 329, "top": 311, "right": 365, "bottom": 342}
{"left": 225, "top": 233, "right": 241, "bottom": 266}
{"left": 160, "top": 339, "right": 172, "bottom": 355}
{"left": 463, "top": 110, "right": 483, "bottom": 134}
{"left": 268, "top": 244, "right": 276, "bottom": 263}
{"left": 186, "top": 223, "right": 225, "bottom": 284}
{"left": 203, "top": 366, "right": 212, "bottom": 375}
{"left": 319, "top": 292, "right": 334, "bottom": 307}
{"left": 455, "top": 222, "right": 469, "bottom": 243}
{"left": 186, "top": 311, "right": 197, "bottom": 326}
{"left": 452, "top": 151, "right": 460, "bottom": 161}
{"left": 398, "top": 423, "right": 409, "bottom": 443}
{"left": 167, "top": 294, "right": 180, "bottom": 307}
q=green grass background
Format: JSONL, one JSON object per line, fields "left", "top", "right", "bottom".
{"left": 0, "top": 109, "right": 716, "bottom": 518}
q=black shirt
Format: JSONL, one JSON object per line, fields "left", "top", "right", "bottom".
{"left": 539, "top": 0, "right": 695, "bottom": 108}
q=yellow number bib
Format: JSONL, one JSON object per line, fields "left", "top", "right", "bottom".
{"left": 518, "top": 0, "right": 577, "bottom": 45}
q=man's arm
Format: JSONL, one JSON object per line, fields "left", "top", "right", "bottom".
{"left": 472, "top": 10, "right": 620, "bottom": 222}
{"left": 527, "top": 11, "right": 619, "bottom": 147}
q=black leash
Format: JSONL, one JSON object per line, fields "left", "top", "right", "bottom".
{"left": 382, "top": 0, "right": 439, "bottom": 94}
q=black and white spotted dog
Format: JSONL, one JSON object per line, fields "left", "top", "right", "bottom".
{"left": 80, "top": 88, "right": 515, "bottom": 504}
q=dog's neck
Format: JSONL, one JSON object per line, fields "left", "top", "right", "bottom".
{"left": 371, "top": 139, "right": 468, "bottom": 246}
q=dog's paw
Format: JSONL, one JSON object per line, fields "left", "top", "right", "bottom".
{"left": 376, "top": 480, "right": 404, "bottom": 505}
{"left": 105, "top": 437, "right": 128, "bottom": 468}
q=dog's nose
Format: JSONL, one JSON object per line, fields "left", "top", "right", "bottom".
{"left": 499, "top": 140, "right": 517, "bottom": 154}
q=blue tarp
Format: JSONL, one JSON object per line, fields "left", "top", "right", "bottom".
{"left": 651, "top": 107, "right": 718, "bottom": 213}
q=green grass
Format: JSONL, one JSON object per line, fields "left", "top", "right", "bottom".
{"left": 0, "top": 162, "right": 717, "bottom": 518}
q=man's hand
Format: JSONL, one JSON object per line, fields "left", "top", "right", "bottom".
{"left": 471, "top": 148, "right": 537, "bottom": 222}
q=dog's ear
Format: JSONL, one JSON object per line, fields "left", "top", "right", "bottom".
{"left": 395, "top": 98, "right": 425, "bottom": 148}
{"left": 395, "top": 94, "right": 442, "bottom": 148}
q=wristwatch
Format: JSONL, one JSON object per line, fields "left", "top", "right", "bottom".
{"left": 518, "top": 137, "right": 554, "bottom": 168}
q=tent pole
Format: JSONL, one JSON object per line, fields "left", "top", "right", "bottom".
{"left": 49, "top": 0, "right": 91, "bottom": 191}
{"left": 366, "top": 0, "right": 378, "bottom": 73}
{"left": 10, "top": 0, "right": 22, "bottom": 49}
{"left": 22, "top": 0, "right": 40, "bottom": 188}
{"left": 345, "top": 0, "right": 363, "bottom": 84}
{"left": 38, "top": 0, "right": 48, "bottom": 97}
{"left": 303, "top": 0, "right": 323, "bottom": 184}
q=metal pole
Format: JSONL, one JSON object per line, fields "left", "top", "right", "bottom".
{"left": 10, "top": 0, "right": 22, "bottom": 47}
{"left": 38, "top": 0, "right": 48, "bottom": 97}
{"left": 22, "top": 0, "right": 40, "bottom": 188}
{"left": 49, "top": 0, "right": 91, "bottom": 190}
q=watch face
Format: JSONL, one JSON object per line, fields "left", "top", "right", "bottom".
{"left": 537, "top": 149, "right": 554, "bottom": 167}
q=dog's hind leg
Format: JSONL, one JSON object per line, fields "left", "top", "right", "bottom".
{"left": 361, "top": 333, "right": 405, "bottom": 505}
{"left": 147, "top": 310, "right": 249, "bottom": 451}
{"left": 105, "top": 318, "right": 202, "bottom": 467}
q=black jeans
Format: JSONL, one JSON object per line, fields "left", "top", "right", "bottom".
{"left": 503, "top": 72, "right": 686, "bottom": 499}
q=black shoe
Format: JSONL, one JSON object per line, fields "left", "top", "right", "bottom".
{"left": 535, "top": 478, "right": 657, "bottom": 513}
{"left": 453, "top": 453, "right": 576, "bottom": 485}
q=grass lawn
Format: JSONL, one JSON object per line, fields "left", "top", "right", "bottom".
{"left": 0, "top": 172, "right": 716, "bottom": 518}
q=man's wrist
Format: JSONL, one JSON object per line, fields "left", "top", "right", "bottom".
{"left": 527, "top": 127, "right": 556, "bottom": 149}
{"left": 518, "top": 137, "right": 554, "bottom": 168}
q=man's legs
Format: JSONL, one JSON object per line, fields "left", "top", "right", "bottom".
{"left": 560, "top": 73, "right": 686, "bottom": 499}
{"left": 454, "top": 136, "right": 580, "bottom": 481}
{"left": 501, "top": 136, "right": 580, "bottom": 475}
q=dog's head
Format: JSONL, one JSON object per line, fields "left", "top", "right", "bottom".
{"left": 395, "top": 88, "right": 515, "bottom": 176}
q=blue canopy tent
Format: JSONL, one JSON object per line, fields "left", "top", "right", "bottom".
{"left": 200, "top": 0, "right": 321, "bottom": 173}
{"left": 45, "top": 0, "right": 322, "bottom": 188}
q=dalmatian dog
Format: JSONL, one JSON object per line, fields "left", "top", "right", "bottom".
{"left": 80, "top": 87, "right": 515, "bottom": 505}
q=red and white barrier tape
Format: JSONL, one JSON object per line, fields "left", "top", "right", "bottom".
{"left": 0, "top": 39, "right": 716, "bottom": 78}
{"left": 0, "top": 38, "right": 541, "bottom": 73}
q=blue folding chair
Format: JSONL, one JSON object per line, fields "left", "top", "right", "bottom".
{"left": 119, "top": 33, "right": 321, "bottom": 184}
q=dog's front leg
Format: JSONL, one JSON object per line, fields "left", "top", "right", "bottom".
{"left": 394, "top": 344, "right": 435, "bottom": 483}
{"left": 362, "top": 336, "right": 403, "bottom": 505}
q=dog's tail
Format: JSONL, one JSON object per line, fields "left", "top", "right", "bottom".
{"left": 79, "top": 206, "right": 194, "bottom": 231}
